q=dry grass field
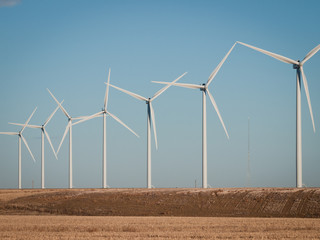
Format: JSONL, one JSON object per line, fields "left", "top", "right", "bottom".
{"left": 0, "top": 215, "right": 320, "bottom": 239}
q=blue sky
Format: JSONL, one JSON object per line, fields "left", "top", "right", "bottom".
{"left": 0, "top": 0, "right": 319, "bottom": 189}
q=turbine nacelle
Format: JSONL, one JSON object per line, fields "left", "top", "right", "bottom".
{"left": 293, "top": 60, "right": 300, "bottom": 69}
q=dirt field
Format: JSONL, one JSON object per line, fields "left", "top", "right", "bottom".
{"left": 0, "top": 188, "right": 319, "bottom": 218}
{"left": 0, "top": 215, "right": 320, "bottom": 239}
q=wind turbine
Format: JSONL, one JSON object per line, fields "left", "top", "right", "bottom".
{"left": 109, "top": 72, "right": 187, "bottom": 189}
{"left": 0, "top": 107, "right": 37, "bottom": 189}
{"left": 9, "top": 102, "right": 63, "bottom": 189}
{"left": 237, "top": 41, "right": 320, "bottom": 188}
{"left": 73, "top": 68, "right": 139, "bottom": 188}
{"left": 47, "top": 89, "right": 91, "bottom": 189}
{"left": 152, "top": 43, "right": 236, "bottom": 188}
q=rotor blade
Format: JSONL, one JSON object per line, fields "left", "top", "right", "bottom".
{"left": 0, "top": 132, "right": 18, "bottom": 135}
{"left": 206, "top": 89, "right": 229, "bottom": 139}
{"left": 47, "top": 89, "right": 71, "bottom": 119}
{"left": 21, "top": 135, "right": 36, "bottom": 162}
{"left": 151, "top": 72, "right": 187, "bottom": 101}
{"left": 9, "top": 123, "right": 40, "bottom": 129}
{"left": 237, "top": 41, "right": 299, "bottom": 65}
{"left": 152, "top": 81, "right": 202, "bottom": 90}
{"left": 107, "top": 111, "right": 139, "bottom": 138}
{"left": 207, "top": 42, "right": 236, "bottom": 87}
{"left": 301, "top": 44, "right": 320, "bottom": 65}
{"left": 72, "top": 116, "right": 88, "bottom": 120}
{"left": 57, "top": 122, "right": 70, "bottom": 154}
{"left": 104, "top": 68, "right": 111, "bottom": 111}
{"left": 149, "top": 102, "right": 158, "bottom": 149}
{"left": 43, "top": 128, "right": 58, "bottom": 160}
{"left": 108, "top": 83, "right": 148, "bottom": 102}
{"left": 44, "top": 100, "right": 64, "bottom": 126}
{"left": 300, "top": 67, "right": 315, "bottom": 132}
{"left": 21, "top": 107, "right": 37, "bottom": 134}
{"left": 72, "top": 111, "right": 103, "bottom": 126}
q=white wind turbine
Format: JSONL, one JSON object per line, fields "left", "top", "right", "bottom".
{"left": 9, "top": 102, "right": 63, "bottom": 189}
{"left": 152, "top": 43, "right": 236, "bottom": 188}
{"left": 0, "top": 107, "right": 37, "bottom": 189}
{"left": 47, "top": 89, "right": 91, "bottom": 189}
{"left": 73, "top": 68, "right": 139, "bottom": 188}
{"left": 237, "top": 41, "right": 320, "bottom": 188}
{"left": 109, "top": 72, "right": 187, "bottom": 189}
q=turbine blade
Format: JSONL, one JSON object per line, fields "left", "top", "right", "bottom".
{"left": 237, "top": 41, "right": 299, "bottom": 65}
{"left": 9, "top": 123, "right": 40, "bottom": 129}
{"left": 149, "top": 102, "right": 158, "bottom": 149}
{"left": 104, "top": 68, "right": 111, "bottom": 111}
{"left": 152, "top": 81, "right": 202, "bottom": 90}
{"left": 0, "top": 132, "right": 18, "bottom": 135}
{"left": 21, "top": 135, "right": 36, "bottom": 162}
{"left": 44, "top": 128, "right": 58, "bottom": 160}
{"left": 300, "top": 67, "right": 315, "bottom": 132}
{"left": 301, "top": 44, "right": 320, "bottom": 65}
{"left": 47, "top": 89, "right": 71, "bottom": 119}
{"left": 21, "top": 107, "right": 37, "bottom": 134}
{"left": 72, "top": 116, "right": 88, "bottom": 120}
{"left": 151, "top": 72, "right": 187, "bottom": 101}
{"left": 206, "top": 89, "right": 229, "bottom": 139}
{"left": 72, "top": 111, "right": 103, "bottom": 126}
{"left": 57, "top": 122, "right": 70, "bottom": 154}
{"left": 207, "top": 42, "right": 236, "bottom": 87}
{"left": 107, "top": 111, "right": 139, "bottom": 138}
{"left": 44, "top": 100, "right": 64, "bottom": 126}
{"left": 108, "top": 83, "right": 148, "bottom": 101}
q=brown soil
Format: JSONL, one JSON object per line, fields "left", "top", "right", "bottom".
{"left": 0, "top": 188, "right": 319, "bottom": 218}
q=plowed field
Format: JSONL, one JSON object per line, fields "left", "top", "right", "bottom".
{"left": 0, "top": 188, "right": 319, "bottom": 217}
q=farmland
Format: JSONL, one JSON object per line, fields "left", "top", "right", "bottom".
{"left": 0, "top": 188, "right": 320, "bottom": 239}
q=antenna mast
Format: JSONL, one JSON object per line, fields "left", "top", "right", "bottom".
{"left": 247, "top": 117, "right": 251, "bottom": 187}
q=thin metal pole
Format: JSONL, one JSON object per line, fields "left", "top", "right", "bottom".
{"left": 247, "top": 117, "right": 251, "bottom": 187}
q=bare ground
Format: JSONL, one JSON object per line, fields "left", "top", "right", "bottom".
{"left": 0, "top": 188, "right": 319, "bottom": 218}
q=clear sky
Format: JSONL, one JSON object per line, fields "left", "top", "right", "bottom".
{"left": 0, "top": 0, "right": 319, "bottom": 189}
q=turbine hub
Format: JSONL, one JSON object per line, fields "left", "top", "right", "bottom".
{"left": 293, "top": 60, "right": 300, "bottom": 69}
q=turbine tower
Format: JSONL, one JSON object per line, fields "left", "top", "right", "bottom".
{"left": 74, "top": 68, "right": 139, "bottom": 188}
{"left": 9, "top": 102, "right": 63, "bottom": 189}
{"left": 237, "top": 41, "right": 320, "bottom": 188}
{"left": 47, "top": 89, "right": 92, "bottom": 189}
{"left": 152, "top": 43, "right": 236, "bottom": 188}
{"left": 109, "top": 72, "right": 187, "bottom": 189}
{"left": 0, "top": 108, "right": 37, "bottom": 189}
